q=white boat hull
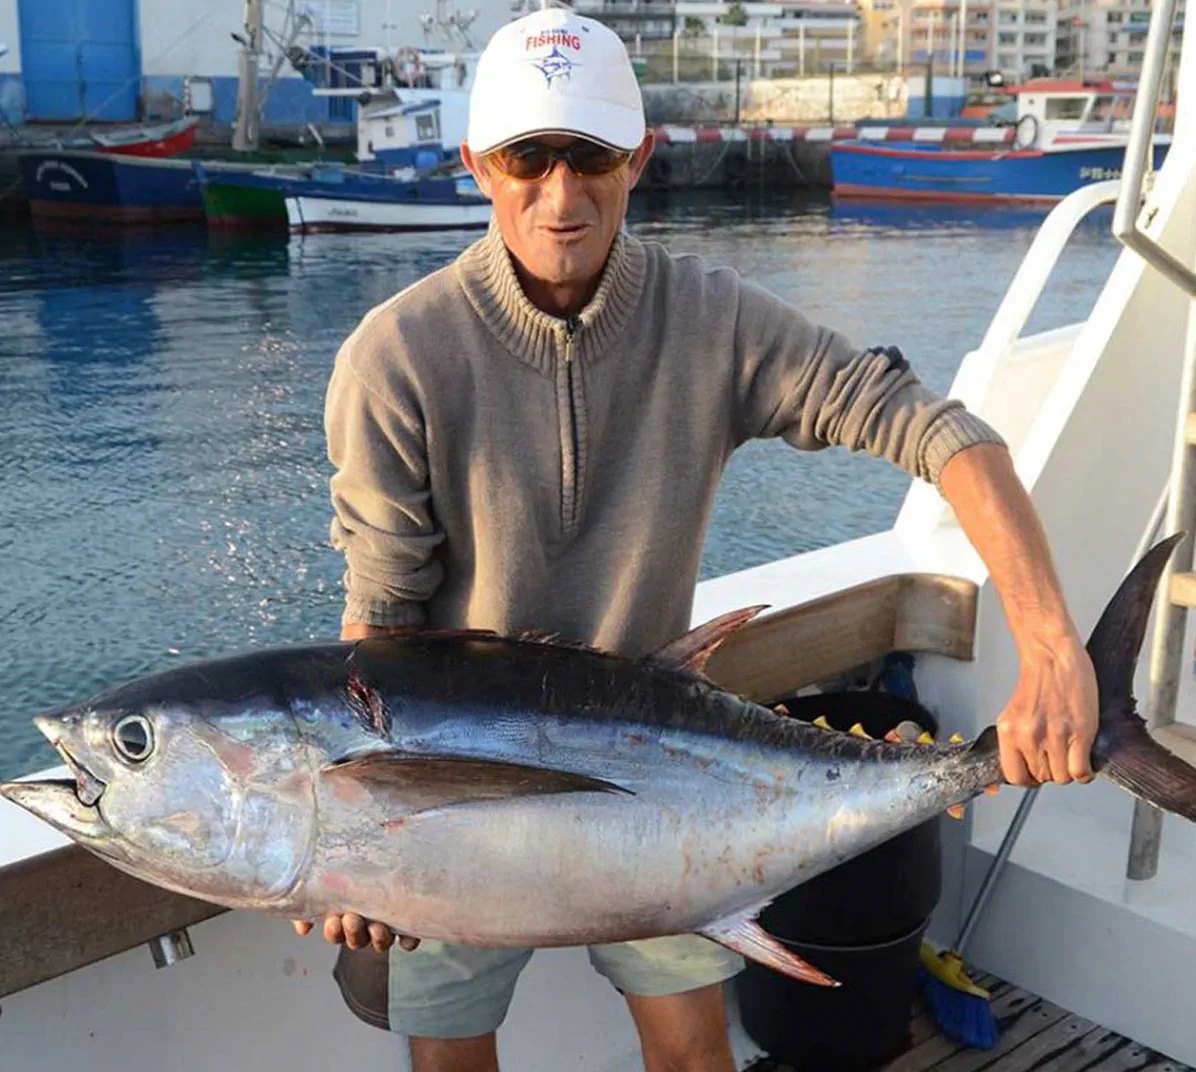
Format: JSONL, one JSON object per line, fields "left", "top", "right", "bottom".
{"left": 286, "top": 195, "right": 492, "bottom": 233}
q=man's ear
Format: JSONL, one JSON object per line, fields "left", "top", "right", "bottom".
{"left": 626, "top": 130, "right": 657, "bottom": 188}
{"left": 460, "top": 142, "right": 494, "bottom": 199}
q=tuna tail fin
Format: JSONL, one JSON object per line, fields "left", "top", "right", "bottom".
{"left": 1087, "top": 532, "right": 1196, "bottom": 822}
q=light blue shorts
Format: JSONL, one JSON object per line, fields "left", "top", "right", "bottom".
{"left": 334, "top": 936, "right": 744, "bottom": 1040}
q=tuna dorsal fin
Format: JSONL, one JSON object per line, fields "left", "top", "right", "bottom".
{"left": 322, "top": 752, "right": 632, "bottom": 815}
{"left": 649, "top": 606, "right": 769, "bottom": 675}
{"left": 700, "top": 913, "right": 839, "bottom": 987}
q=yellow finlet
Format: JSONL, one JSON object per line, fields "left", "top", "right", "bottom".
{"left": 848, "top": 723, "right": 871, "bottom": 739}
{"left": 948, "top": 732, "right": 965, "bottom": 744}
{"left": 947, "top": 803, "right": 967, "bottom": 820}
{"left": 917, "top": 731, "right": 935, "bottom": 745}
{"left": 812, "top": 715, "right": 832, "bottom": 730}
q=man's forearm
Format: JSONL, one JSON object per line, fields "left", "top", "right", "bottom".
{"left": 340, "top": 622, "right": 411, "bottom": 641}
{"left": 937, "top": 442, "right": 1077, "bottom": 650}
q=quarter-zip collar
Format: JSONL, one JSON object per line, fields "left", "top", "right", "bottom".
{"left": 456, "top": 219, "right": 648, "bottom": 376}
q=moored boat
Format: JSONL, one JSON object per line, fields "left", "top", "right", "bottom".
{"left": 285, "top": 168, "right": 490, "bottom": 233}
{"left": 832, "top": 80, "right": 1173, "bottom": 203}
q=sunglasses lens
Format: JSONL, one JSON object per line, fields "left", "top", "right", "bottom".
{"left": 488, "top": 141, "right": 632, "bottom": 180}
{"left": 492, "top": 144, "right": 554, "bottom": 180}
{"left": 568, "top": 144, "right": 631, "bottom": 176}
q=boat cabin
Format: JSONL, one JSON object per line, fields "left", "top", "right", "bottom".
{"left": 1008, "top": 79, "right": 1141, "bottom": 147}
{"left": 356, "top": 97, "right": 449, "bottom": 170}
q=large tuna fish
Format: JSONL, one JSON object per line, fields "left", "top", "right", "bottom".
{"left": 5, "top": 536, "right": 1196, "bottom": 986}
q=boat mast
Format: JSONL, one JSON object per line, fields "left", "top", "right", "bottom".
{"left": 233, "top": 0, "right": 264, "bottom": 152}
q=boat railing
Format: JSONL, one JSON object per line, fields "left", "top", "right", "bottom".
{"left": 975, "top": 179, "right": 1121, "bottom": 365}
{"left": 1117, "top": 0, "right": 1196, "bottom": 883}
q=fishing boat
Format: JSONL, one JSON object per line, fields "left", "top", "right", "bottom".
{"left": 15, "top": 149, "right": 351, "bottom": 224}
{"left": 198, "top": 99, "right": 460, "bottom": 231}
{"left": 10, "top": 115, "right": 199, "bottom": 158}
{"left": 2, "top": 1, "right": 1196, "bottom": 1069}
{"left": 284, "top": 167, "right": 490, "bottom": 234}
{"left": 831, "top": 79, "right": 1172, "bottom": 203}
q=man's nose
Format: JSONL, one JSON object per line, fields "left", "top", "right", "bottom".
{"left": 538, "top": 159, "right": 587, "bottom": 210}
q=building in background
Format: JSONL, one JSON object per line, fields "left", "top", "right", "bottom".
{"left": 661, "top": 0, "right": 863, "bottom": 78}
{"left": 1056, "top": 0, "right": 1185, "bottom": 80}
{"left": 0, "top": 0, "right": 513, "bottom": 129}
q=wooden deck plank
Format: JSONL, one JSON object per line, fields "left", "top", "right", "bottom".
{"left": 1032, "top": 1026, "right": 1132, "bottom": 1072}
{"left": 943, "top": 1014, "right": 1099, "bottom": 1072}
{"left": 1085, "top": 1043, "right": 1192, "bottom": 1072}
{"left": 881, "top": 986, "right": 1045, "bottom": 1072}
{"left": 739, "top": 973, "right": 1193, "bottom": 1072}
{"left": 920, "top": 994, "right": 1070, "bottom": 1072}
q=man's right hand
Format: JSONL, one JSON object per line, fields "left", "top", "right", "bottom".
{"left": 292, "top": 913, "right": 421, "bottom": 954}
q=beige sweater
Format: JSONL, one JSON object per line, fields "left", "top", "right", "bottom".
{"left": 324, "top": 222, "right": 1004, "bottom": 657}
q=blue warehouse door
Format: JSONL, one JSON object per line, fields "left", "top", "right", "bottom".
{"left": 18, "top": 0, "right": 141, "bottom": 122}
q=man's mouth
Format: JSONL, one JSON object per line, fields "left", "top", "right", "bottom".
{"left": 543, "top": 222, "right": 591, "bottom": 240}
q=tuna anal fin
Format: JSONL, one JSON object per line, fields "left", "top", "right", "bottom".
{"left": 323, "top": 753, "right": 632, "bottom": 813}
{"left": 650, "top": 606, "right": 769, "bottom": 676}
{"left": 700, "top": 914, "right": 839, "bottom": 987}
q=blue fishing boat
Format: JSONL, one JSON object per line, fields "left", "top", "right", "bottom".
{"left": 832, "top": 80, "right": 1172, "bottom": 203}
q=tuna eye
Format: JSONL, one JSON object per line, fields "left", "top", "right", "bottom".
{"left": 113, "top": 715, "right": 154, "bottom": 762}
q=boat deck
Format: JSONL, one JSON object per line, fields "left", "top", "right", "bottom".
{"left": 742, "top": 971, "right": 1192, "bottom": 1072}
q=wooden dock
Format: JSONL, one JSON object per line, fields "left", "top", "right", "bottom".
{"left": 743, "top": 972, "right": 1192, "bottom": 1072}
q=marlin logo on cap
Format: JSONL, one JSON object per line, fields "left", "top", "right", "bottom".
{"left": 529, "top": 45, "right": 579, "bottom": 87}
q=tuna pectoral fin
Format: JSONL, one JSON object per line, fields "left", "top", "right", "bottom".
{"left": 322, "top": 752, "right": 631, "bottom": 812}
{"left": 700, "top": 914, "right": 839, "bottom": 987}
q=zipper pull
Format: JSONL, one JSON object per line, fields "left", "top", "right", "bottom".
{"left": 564, "top": 314, "right": 580, "bottom": 341}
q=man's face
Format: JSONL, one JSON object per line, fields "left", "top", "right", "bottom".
{"left": 463, "top": 133, "right": 655, "bottom": 296}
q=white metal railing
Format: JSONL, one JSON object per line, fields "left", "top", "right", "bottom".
{"left": 1118, "top": 0, "right": 1196, "bottom": 882}
{"left": 975, "top": 180, "right": 1122, "bottom": 364}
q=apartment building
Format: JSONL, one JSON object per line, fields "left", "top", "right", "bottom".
{"left": 1056, "top": 0, "right": 1185, "bottom": 78}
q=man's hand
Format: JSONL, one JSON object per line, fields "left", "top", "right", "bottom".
{"left": 291, "top": 913, "right": 421, "bottom": 954}
{"left": 996, "top": 625, "right": 1099, "bottom": 786}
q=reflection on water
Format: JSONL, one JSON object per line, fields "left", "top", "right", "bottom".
{"left": 0, "top": 192, "right": 1120, "bottom": 777}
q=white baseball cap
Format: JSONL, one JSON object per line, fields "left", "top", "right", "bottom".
{"left": 466, "top": 9, "right": 646, "bottom": 155}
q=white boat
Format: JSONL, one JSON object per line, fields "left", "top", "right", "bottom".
{"left": 2, "top": 2, "right": 1196, "bottom": 1069}
{"left": 284, "top": 173, "right": 491, "bottom": 234}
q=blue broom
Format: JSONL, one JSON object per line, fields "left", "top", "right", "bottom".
{"left": 917, "top": 786, "right": 1040, "bottom": 1049}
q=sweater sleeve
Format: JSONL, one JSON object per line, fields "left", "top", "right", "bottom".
{"left": 731, "top": 275, "right": 1005, "bottom": 487}
{"left": 324, "top": 337, "right": 445, "bottom": 628}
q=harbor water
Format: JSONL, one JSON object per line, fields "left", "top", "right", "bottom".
{"left": 0, "top": 192, "right": 1120, "bottom": 780}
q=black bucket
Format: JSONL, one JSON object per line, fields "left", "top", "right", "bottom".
{"left": 736, "top": 919, "right": 932, "bottom": 1071}
{"left": 734, "top": 688, "right": 943, "bottom": 1069}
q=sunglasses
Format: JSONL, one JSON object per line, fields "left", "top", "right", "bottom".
{"left": 483, "top": 139, "right": 635, "bottom": 181}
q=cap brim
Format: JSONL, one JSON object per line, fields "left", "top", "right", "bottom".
{"left": 468, "top": 96, "right": 645, "bottom": 156}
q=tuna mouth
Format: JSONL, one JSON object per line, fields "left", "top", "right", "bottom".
{"left": 33, "top": 715, "right": 108, "bottom": 807}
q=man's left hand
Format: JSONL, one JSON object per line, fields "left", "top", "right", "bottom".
{"left": 996, "top": 625, "right": 1099, "bottom": 787}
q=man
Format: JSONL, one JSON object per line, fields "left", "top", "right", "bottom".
{"left": 296, "top": 9, "right": 1100, "bottom": 1071}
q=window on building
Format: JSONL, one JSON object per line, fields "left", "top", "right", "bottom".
{"left": 998, "top": 52, "right": 1018, "bottom": 66}
{"left": 1107, "top": 11, "right": 1123, "bottom": 21}
{"left": 1025, "top": 12, "right": 1047, "bottom": 23}
{"left": 415, "top": 113, "right": 439, "bottom": 141}
{"left": 1024, "top": 32, "right": 1046, "bottom": 43}
{"left": 1107, "top": 51, "right": 1118, "bottom": 64}
{"left": 1129, "top": 50, "right": 1144, "bottom": 61}
{"left": 998, "top": 10, "right": 1019, "bottom": 22}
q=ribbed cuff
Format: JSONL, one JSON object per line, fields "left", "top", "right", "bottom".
{"left": 919, "top": 408, "right": 1008, "bottom": 488}
{"left": 342, "top": 597, "right": 428, "bottom": 629}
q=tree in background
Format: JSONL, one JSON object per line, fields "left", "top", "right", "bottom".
{"left": 721, "top": 2, "right": 749, "bottom": 27}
